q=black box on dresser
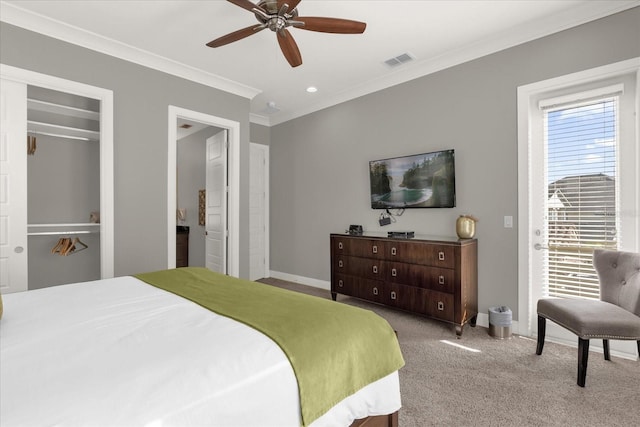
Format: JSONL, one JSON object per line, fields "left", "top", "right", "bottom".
{"left": 330, "top": 233, "right": 478, "bottom": 337}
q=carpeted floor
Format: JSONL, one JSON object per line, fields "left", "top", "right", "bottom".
{"left": 258, "top": 277, "right": 640, "bottom": 427}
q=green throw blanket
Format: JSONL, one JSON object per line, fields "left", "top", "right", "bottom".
{"left": 135, "top": 267, "right": 404, "bottom": 426}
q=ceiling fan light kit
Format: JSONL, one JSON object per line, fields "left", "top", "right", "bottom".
{"left": 207, "top": 0, "right": 366, "bottom": 67}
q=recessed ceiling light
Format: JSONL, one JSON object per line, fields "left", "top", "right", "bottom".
{"left": 306, "top": 86, "right": 318, "bottom": 93}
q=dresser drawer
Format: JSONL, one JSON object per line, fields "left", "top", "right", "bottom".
{"left": 424, "top": 290, "right": 455, "bottom": 322}
{"left": 386, "top": 283, "right": 423, "bottom": 313}
{"left": 423, "top": 244, "right": 455, "bottom": 269}
{"left": 333, "top": 274, "right": 386, "bottom": 304}
{"left": 333, "top": 237, "right": 386, "bottom": 259}
{"left": 385, "top": 240, "right": 455, "bottom": 268}
{"left": 334, "top": 255, "right": 385, "bottom": 280}
{"left": 386, "top": 263, "right": 455, "bottom": 293}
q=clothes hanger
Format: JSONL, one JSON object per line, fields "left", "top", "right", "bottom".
{"left": 51, "top": 237, "right": 88, "bottom": 256}
{"left": 51, "top": 237, "right": 67, "bottom": 254}
{"left": 69, "top": 237, "right": 88, "bottom": 254}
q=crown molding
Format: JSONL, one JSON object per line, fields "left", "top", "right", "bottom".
{"left": 0, "top": 1, "right": 261, "bottom": 100}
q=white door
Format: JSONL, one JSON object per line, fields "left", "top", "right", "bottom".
{"left": 249, "top": 143, "right": 269, "bottom": 280}
{"left": 522, "top": 67, "right": 638, "bottom": 360}
{"left": 0, "top": 79, "right": 28, "bottom": 294}
{"left": 205, "top": 130, "right": 227, "bottom": 274}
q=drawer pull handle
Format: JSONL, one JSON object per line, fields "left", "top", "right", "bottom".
{"left": 439, "top": 275, "right": 445, "bottom": 285}
{"left": 372, "top": 245, "right": 378, "bottom": 254}
{"left": 391, "top": 268, "right": 397, "bottom": 277}
{"left": 338, "top": 260, "right": 343, "bottom": 268}
{"left": 390, "top": 291, "right": 397, "bottom": 300}
{"left": 438, "top": 251, "right": 445, "bottom": 261}
{"left": 391, "top": 247, "right": 397, "bottom": 256}
{"left": 373, "top": 287, "right": 379, "bottom": 296}
{"left": 437, "top": 301, "right": 444, "bottom": 311}
{"left": 338, "top": 242, "right": 343, "bottom": 250}
{"left": 372, "top": 265, "right": 378, "bottom": 274}
{"left": 338, "top": 280, "right": 344, "bottom": 288}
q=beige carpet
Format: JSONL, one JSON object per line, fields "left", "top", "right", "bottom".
{"left": 258, "top": 278, "right": 640, "bottom": 427}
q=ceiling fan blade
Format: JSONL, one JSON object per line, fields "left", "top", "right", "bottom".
{"left": 227, "top": 0, "right": 267, "bottom": 14}
{"left": 206, "top": 25, "right": 266, "bottom": 48}
{"left": 277, "top": 29, "right": 302, "bottom": 67}
{"left": 277, "top": 0, "right": 302, "bottom": 14}
{"left": 295, "top": 17, "right": 366, "bottom": 34}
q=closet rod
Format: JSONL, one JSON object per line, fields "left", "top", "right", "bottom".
{"left": 28, "top": 230, "right": 99, "bottom": 236}
{"left": 27, "top": 130, "right": 91, "bottom": 141}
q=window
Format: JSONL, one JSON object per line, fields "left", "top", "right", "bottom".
{"left": 541, "top": 93, "right": 619, "bottom": 300}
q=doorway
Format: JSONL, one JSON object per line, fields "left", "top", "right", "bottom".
{"left": 168, "top": 106, "right": 240, "bottom": 277}
{"left": 517, "top": 58, "right": 639, "bottom": 357}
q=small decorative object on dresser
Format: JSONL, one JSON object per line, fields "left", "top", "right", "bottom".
{"left": 456, "top": 214, "right": 477, "bottom": 239}
{"left": 331, "top": 233, "right": 478, "bottom": 337}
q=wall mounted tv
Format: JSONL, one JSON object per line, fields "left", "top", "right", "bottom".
{"left": 369, "top": 149, "right": 456, "bottom": 209}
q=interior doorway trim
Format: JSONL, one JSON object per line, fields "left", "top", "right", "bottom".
{"left": 0, "top": 63, "right": 114, "bottom": 280}
{"left": 168, "top": 106, "right": 240, "bottom": 277}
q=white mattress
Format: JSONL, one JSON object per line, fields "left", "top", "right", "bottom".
{"left": 0, "top": 276, "right": 400, "bottom": 426}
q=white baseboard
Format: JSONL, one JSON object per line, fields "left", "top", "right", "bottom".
{"left": 269, "top": 270, "right": 331, "bottom": 291}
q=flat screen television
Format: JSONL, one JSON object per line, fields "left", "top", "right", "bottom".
{"left": 369, "top": 149, "right": 456, "bottom": 209}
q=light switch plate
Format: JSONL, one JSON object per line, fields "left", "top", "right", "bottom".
{"left": 504, "top": 216, "right": 513, "bottom": 228}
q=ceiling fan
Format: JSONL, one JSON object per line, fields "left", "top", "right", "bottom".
{"left": 206, "top": 0, "right": 367, "bottom": 68}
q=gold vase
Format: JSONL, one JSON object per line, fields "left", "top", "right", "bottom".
{"left": 456, "top": 215, "right": 476, "bottom": 239}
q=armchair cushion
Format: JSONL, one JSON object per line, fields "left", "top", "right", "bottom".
{"left": 593, "top": 249, "right": 640, "bottom": 315}
{"left": 537, "top": 298, "right": 640, "bottom": 340}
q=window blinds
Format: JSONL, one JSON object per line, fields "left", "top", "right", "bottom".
{"left": 542, "top": 96, "right": 619, "bottom": 299}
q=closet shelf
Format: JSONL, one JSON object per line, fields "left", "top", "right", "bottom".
{"left": 28, "top": 120, "right": 99, "bottom": 142}
{"left": 27, "top": 98, "right": 100, "bottom": 121}
{"left": 28, "top": 223, "right": 100, "bottom": 236}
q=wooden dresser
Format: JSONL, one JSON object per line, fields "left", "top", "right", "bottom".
{"left": 330, "top": 233, "right": 478, "bottom": 336}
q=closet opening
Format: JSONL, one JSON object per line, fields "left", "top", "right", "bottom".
{"left": 1, "top": 64, "right": 113, "bottom": 294}
{"left": 26, "top": 86, "right": 102, "bottom": 289}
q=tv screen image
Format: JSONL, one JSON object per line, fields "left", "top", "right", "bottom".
{"left": 369, "top": 149, "right": 456, "bottom": 209}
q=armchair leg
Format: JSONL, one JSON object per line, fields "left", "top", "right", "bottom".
{"left": 603, "top": 339, "right": 610, "bottom": 361}
{"left": 536, "top": 316, "right": 546, "bottom": 355}
{"left": 637, "top": 340, "right": 640, "bottom": 359}
{"left": 578, "top": 338, "right": 589, "bottom": 387}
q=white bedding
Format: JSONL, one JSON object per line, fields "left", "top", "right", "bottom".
{"left": 0, "top": 276, "right": 400, "bottom": 426}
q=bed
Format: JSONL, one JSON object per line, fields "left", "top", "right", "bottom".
{"left": 0, "top": 267, "right": 404, "bottom": 426}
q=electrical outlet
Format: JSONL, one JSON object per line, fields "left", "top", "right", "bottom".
{"left": 504, "top": 216, "right": 513, "bottom": 228}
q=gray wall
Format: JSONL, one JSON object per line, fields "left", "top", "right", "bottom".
{"left": 250, "top": 122, "right": 271, "bottom": 146}
{"left": 269, "top": 8, "right": 640, "bottom": 321}
{"left": 1, "top": 22, "right": 253, "bottom": 278}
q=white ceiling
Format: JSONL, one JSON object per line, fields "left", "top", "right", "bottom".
{"left": 2, "top": 1, "right": 638, "bottom": 126}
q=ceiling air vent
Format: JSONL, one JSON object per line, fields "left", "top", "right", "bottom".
{"left": 384, "top": 53, "right": 415, "bottom": 68}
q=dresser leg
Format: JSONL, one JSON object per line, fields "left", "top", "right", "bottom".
{"left": 455, "top": 324, "right": 463, "bottom": 338}
{"left": 331, "top": 292, "right": 337, "bottom": 301}
{"left": 470, "top": 315, "right": 477, "bottom": 327}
